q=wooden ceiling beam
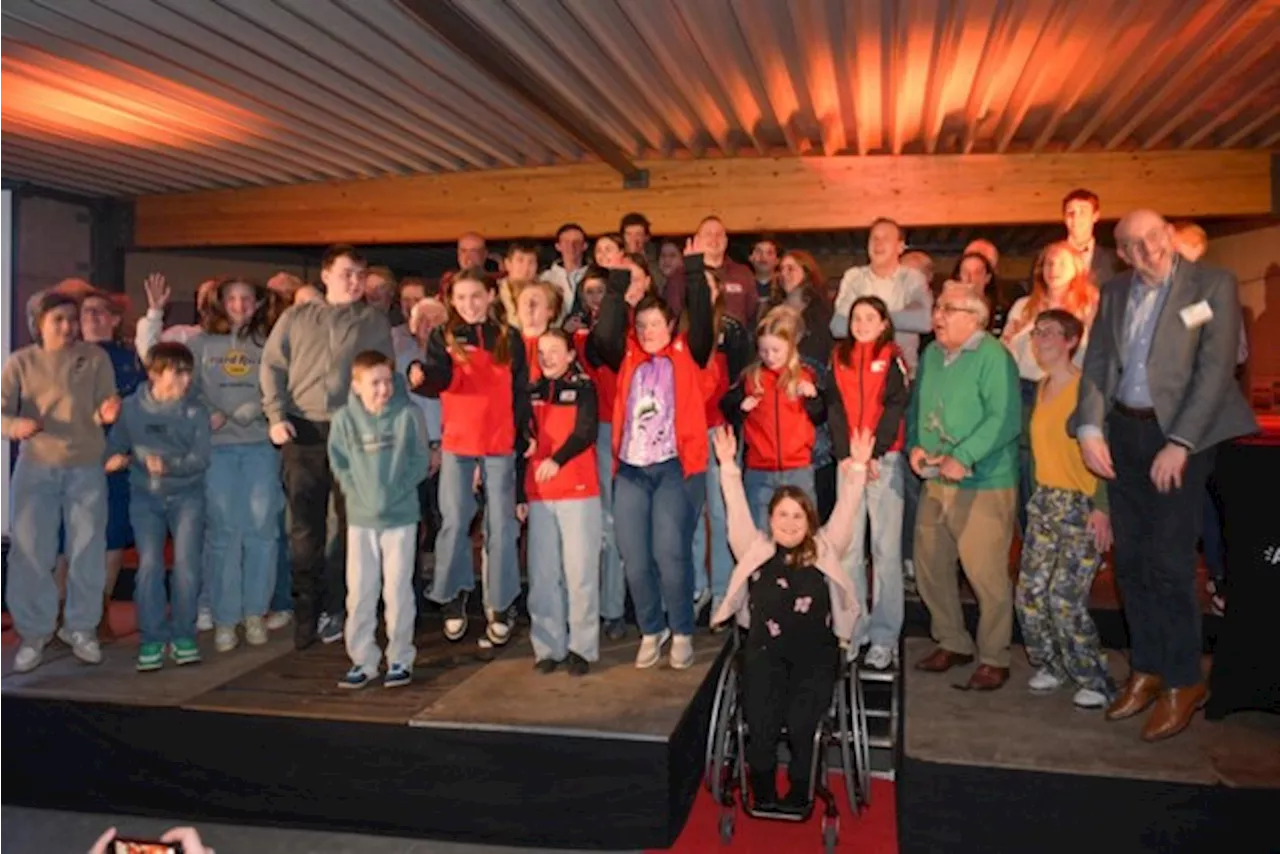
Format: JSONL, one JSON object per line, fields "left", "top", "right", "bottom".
{"left": 132, "top": 150, "right": 1273, "bottom": 248}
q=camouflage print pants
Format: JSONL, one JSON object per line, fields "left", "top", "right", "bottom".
{"left": 1015, "top": 486, "right": 1112, "bottom": 694}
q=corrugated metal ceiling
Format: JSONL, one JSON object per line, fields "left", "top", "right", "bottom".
{"left": 3, "top": 0, "right": 1279, "bottom": 199}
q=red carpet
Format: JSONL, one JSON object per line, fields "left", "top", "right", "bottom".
{"left": 654, "top": 775, "right": 897, "bottom": 853}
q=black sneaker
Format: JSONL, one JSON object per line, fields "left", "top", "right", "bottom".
{"left": 534, "top": 658, "right": 560, "bottom": 675}
{"left": 749, "top": 769, "right": 779, "bottom": 812}
{"left": 778, "top": 780, "right": 810, "bottom": 816}
{"left": 565, "top": 652, "right": 590, "bottom": 677}
{"left": 442, "top": 591, "right": 469, "bottom": 641}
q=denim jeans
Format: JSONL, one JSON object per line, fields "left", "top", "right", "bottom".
{"left": 743, "top": 467, "right": 816, "bottom": 530}
{"left": 595, "top": 423, "right": 625, "bottom": 621}
{"left": 132, "top": 486, "right": 205, "bottom": 645}
{"left": 844, "top": 452, "right": 906, "bottom": 647}
{"left": 614, "top": 459, "right": 705, "bottom": 637}
{"left": 528, "top": 497, "right": 603, "bottom": 662}
{"left": 206, "top": 443, "right": 283, "bottom": 627}
{"left": 692, "top": 429, "right": 734, "bottom": 605}
{"left": 431, "top": 453, "right": 520, "bottom": 613}
{"left": 7, "top": 459, "right": 107, "bottom": 639}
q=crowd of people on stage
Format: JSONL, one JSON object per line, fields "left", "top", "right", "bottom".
{"left": 2, "top": 188, "right": 1256, "bottom": 754}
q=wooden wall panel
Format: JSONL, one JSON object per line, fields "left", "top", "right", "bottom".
{"left": 134, "top": 151, "right": 1274, "bottom": 247}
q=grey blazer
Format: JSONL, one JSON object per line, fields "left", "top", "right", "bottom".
{"left": 1090, "top": 245, "right": 1124, "bottom": 284}
{"left": 1071, "top": 261, "right": 1258, "bottom": 451}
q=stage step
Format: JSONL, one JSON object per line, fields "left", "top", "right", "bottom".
{"left": 821, "top": 657, "right": 901, "bottom": 781}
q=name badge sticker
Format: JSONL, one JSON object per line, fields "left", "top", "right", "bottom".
{"left": 1179, "top": 300, "right": 1213, "bottom": 329}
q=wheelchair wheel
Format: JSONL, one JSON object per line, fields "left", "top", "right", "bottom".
{"left": 848, "top": 666, "right": 872, "bottom": 808}
{"left": 835, "top": 674, "right": 860, "bottom": 814}
{"left": 709, "top": 662, "right": 739, "bottom": 805}
{"left": 704, "top": 652, "right": 737, "bottom": 790}
{"left": 718, "top": 810, "right": 735, "bottom": 845}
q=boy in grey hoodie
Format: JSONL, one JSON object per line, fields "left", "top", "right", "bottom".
{"left": 328, "top": 351, "right": 430, "bottom": 689}
{"left": 105, "top": 342, "right": 211, "bottom": 671}
{"left": 261, "top": 244, "right": 394, "bottom": 650}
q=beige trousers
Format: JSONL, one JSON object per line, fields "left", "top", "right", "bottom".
{"left": 913, "top": 482, "right": 1017, "bottom": 668}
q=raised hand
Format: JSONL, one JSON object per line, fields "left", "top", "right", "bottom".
{"left": 143, "top": 272, "right": 170, "bottom": 311}
{"left": 711, "top": 425, "right": 738, "bottom": 465}
{"left": 683, "top": 235, "right": 707, "bottom": 257}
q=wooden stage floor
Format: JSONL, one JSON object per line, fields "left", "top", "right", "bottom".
{"left": 1, "top": 611, "right": 726, "bottom": 849}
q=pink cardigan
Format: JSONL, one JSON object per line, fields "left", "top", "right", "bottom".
{"left": 710, "top": 459, "right": 864, "bottom": 645}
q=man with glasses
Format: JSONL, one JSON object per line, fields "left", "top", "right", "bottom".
{"left": 907, "top": 282, "right": 1021, "bottom": 690}
{"left": 1071, "top": 209, "right": 1256, "bottom": 741}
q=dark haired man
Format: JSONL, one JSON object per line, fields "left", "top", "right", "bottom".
{"left": 262, "top": 244, "right": 394, "bottom": 649}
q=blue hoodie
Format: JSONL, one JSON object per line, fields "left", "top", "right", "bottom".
{"left": 106, "top": 384, "right": 211, "bottom": 496}
{"left": 327, "top": 375, "right": 429, "bottom": 531}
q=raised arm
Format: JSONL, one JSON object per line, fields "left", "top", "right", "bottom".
{"left": 590, "top": 270, "right": 630, "bottom": 372}
{"left": 413, "top": 328, "right": 455, "bottom": 398}
{"left": 716, "top": 434, "right": 763, "bottom": 561}
{"left": 820, "top": 432, "right": 874, "bottom": 558}
{"left": 683, "top": 254, "right": 715, "bottom": 367}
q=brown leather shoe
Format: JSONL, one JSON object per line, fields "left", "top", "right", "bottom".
{"left": 1106, "top": 672, "right": 1163, "bottom": 721}
{"left": 966, "top": 664, "right": 1010, "bottom": 691}
{"left": 1141, "top": 684, "right": 1208, "bottom": 742}
{"left": 914, "top": 647, "right": 975, "bottom": 673}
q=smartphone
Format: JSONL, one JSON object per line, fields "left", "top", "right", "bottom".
{"left": 919, "top": 464, "right": 941, "bottom": 479}
{"left": 111, "top": 840, "right": 183, "bottom": 854}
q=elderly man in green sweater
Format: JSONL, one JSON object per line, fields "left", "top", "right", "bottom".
{"left": 907, "top": 280, "right": 1021, "bottom": 690}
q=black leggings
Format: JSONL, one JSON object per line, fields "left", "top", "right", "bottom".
{"left": 742, "top": 644, "right": 839, "bottom": 789}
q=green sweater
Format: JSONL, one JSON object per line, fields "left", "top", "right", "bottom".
{"left": 906, "top": 333, "right": 1020, "bottom": 490}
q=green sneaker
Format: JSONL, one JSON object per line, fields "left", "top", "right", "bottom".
{"left": 170, "top": 638, "right": 202, "bottom": 666}
{"left": 136, "top": 641, "right": 165, "bottom": 672}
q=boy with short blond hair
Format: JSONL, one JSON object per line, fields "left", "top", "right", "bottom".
{"left": 328, "top": 350, "right": 430, "bottom": 689}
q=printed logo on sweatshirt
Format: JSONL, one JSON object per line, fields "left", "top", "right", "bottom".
{"left": 215, "top": 350, "right": 254, "bottom": 378}
{"left": 871, "top": 359, "right": 887, "bottom": 374}
{"left": 557, "top": 389, "right": 578, "bottom": 404}
{"left": 359, "top": 432, "right": 394, "bottom": 454}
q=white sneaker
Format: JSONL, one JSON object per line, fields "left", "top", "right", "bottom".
{"left": 243, "top": 616, "right": 268, "bottom": 646}
{"left": 635, "top": 629, "right": 671, "bottom": 669}
{"left": 264, "top": 610, "right": 293, "bottom": 631}
{"left": 14, "top": 639, "right": 46, "bottom": 673}
{"left": 485, "top": 609, "right": 511, "bottom": 646}
{"left": 215, "top": 625, "right": 239, "bottom": 653}
{"left": 57, "top": 628, "right": 102, "bottom": 665}
{"left": 1028, "top": 667, "right": 1062, "bottom": 693}
{"left": 670, "top": 634, "right": 694, "bottom": 670}
{"left": 1073, "top": 687, "right": 1108, "bottom": 709}
{"left": 196, "top": 608, "right": 214, "bottom": 632}
{"left": 864, "top": 644, "right": 895, "bottom": 671}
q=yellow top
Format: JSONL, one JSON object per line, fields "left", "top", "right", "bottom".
{"left": 1030, "top": 374, "right": 1098, "bottom": 497}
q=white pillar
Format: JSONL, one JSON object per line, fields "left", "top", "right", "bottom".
{"left": 0, "top": 188, "right": 11, "bottom": 535}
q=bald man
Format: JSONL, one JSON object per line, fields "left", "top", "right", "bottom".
{"left": 1071, "top": 209, "right": 1256, "bottom": 742}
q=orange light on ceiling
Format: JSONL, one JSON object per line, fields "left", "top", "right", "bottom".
{"left": 1, "top": 53, "right": 266, "bottom": 149}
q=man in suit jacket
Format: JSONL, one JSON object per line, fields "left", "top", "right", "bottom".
{"left": 1071, "top": 209, "right": 1257, "bottom": 742}
{"left": 1063, "top": 188, "right": 1123, "bottom": 283}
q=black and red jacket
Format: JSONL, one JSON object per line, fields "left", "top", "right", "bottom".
{"left": 412, "top": 320, "right": 531, "bottom": 463}
{"left": 720, "top": 363, "right": 826, "bottom": 471}
{"left": 526, "top": 368, "right": 599, "bottom": 503}
{"left": 700, "top": 316, "right": 753, "bottom": 430}
{"left": 828, "top": 340, "right": 909, "bottom": 460}
{"left": 573, "top": 324, "right": 617, "bottom": 425}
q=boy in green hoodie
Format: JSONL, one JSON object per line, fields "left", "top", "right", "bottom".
{"left": 328, "top": 351, "right": 430, "bottom": 689}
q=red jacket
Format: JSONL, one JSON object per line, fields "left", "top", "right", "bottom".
{"left": 699, "top": 316, "right": 753, "bottom": 430}
{"left": 830, "top": 341, "right": 909, "bottom": 458}
{"left": 722, "top": 364, "right": 825, "bottom": 471}
{"left": 414, "top": 321, "right": 530, "bottom": 459}
{"left": 573, "top": 326, "right": 616, "bottom": 425}
{"left": 526, "top": 369, "right": 599, "bottom": 502}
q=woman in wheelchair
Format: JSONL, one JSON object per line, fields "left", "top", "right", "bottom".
{"left": 710, "top": 424, "right": 873, "bottom": 813}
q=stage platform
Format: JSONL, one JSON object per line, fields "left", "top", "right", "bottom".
{"left": 895, "top": 637, "right": 1279, "bottom": 854}
{"left": 1, "top": 614, "right": 726, "bottom": 850}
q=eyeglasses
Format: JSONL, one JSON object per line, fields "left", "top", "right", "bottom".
{"left": 933, "top": 304, "right": 976, "bottom": 316}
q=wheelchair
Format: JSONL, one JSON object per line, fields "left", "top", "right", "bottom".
{"left": 704, "top": 628, "right": 872, "bottom": 853}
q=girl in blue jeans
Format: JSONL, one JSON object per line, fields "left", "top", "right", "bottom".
{"left": 412, "top": 268, "right": 531, "bottom": 647}
{"left": 3, "top": 291, "right": 119, "bottom": 673}
{"left": 189, "top": 278, "right": 284, "bottom": 653}
{"left": 592, "top": 245, "right": 714, "bottom": 671}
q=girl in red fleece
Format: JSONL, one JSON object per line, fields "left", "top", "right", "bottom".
{"left": 720, "top": 305, "right": 827, "bottom": 529}
{"left": 412, "top": 268, "right": 531, "bottom": 649}
{"left": 828, "top": 295, "right": 910, "bottom": 670}
{"left": 515, "top": 280, "right": 562, "bottom": 383}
